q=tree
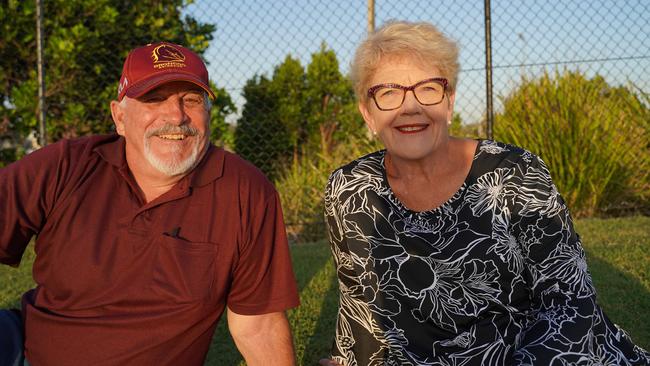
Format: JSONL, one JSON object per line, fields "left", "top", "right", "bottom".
{"left": 269, "top": 55, "right": 306, "bottom": 157}
{"left": 0, "top": 0, "right": 232, "bottom": 165}
{"left": 234, "top": 75, "right": 288, "bottom": 180}
{"left": 209, "top": 83, "right": 237, "bottom": 148}
{"left": 234, "top": 55, "right": 309, "bottom": 181}
{"left": 234, "top": 44, "right": 365, "bottom": 180}
{"left": 304, "top": 43, "right": 362, "bottom": 155}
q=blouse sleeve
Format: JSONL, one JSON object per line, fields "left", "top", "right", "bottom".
{"left": 510, "top": 155, "right": 650, "bottom": 365}
{"left": 324, "top": 169, "right": 388, "bottom": 366}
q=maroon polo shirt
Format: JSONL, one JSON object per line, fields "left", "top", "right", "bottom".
{"left": 0, "top": 135, "right": 299, "bottom": 365}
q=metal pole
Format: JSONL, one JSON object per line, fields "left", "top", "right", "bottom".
{"left": 484, "top": 0, "right": 494, "bottom": 140}
{"left": 36, "top": 0, "right": 47, "bottom": 146}
{"left": 367, "top": 0, "right": 375, "bottom": 34}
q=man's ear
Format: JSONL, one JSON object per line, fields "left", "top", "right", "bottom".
{"left": 358, "top": 101, "right": 377, "bottom": 135}
{"left": 110, "top": 100, "right": 126, "bottom": 136}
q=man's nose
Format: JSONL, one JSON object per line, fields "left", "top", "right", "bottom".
{"left": 161, "top": 96, "right": 187, "bottom": 124}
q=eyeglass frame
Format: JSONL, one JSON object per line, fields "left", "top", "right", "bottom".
{"left": 366, "top": 77, "right": 449, "bottom": 111}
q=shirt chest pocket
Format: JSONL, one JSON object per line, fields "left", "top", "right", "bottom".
{"left": 151, "top": 234, "right": 219, "bottom": 302}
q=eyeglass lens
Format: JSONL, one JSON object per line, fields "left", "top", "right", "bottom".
{"left": 374, "top": 80, "right": 445, "bottom": 110}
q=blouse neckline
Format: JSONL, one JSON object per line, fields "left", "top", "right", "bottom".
{"left": 379, "top": 139, "right": 484, "bottom": 216}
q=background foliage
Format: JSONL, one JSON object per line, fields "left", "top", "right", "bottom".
{"left": 0, "top": 0, "right": 231, "bottom": 164}
{"left": 495, "top": 70, "right": 650, "bottom": 217}
{"left": 234, "top": 45, "right": 364, "bottom": 181}
{"left": 1, "top": 0, "right": 648, "bottom": 232}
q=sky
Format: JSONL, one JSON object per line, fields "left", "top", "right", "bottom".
{"left": 184, "top": 0, "right": 649, "bottom": 124}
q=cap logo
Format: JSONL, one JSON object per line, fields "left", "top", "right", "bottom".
{"left": 118, "top": 77, "right": 128, "bottom": 95}
{"left": 151, "top": 44, "right": 186, "bottom": 69}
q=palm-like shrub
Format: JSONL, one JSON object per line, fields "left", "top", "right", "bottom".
{"left": 495, "top": 70, "right": 649, "bottom": 217}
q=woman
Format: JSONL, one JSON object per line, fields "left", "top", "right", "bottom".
{"left": 321, "top": 21, "right": 650, "bottom": 365}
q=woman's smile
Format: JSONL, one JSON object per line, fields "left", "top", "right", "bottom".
{"left": 394, "top": 123, "right": 429, "bottom": 134}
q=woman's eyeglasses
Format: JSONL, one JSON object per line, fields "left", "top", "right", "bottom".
{"left": 367, "top": 78, "right": 448, "bottom": 111}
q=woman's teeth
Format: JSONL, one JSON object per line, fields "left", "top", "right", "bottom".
{"left": 396, "top": 125, "right": 427, "bottom": 132}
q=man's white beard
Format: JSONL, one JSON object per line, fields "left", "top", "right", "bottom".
{"left": 144, "top": 132, "right": 205, "bottom": 177}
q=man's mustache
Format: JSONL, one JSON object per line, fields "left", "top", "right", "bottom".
{"left": 145, "top": 123, "right": 199, "bottom": 138}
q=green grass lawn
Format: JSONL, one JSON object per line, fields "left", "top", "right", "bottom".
{"left": 2, "top": 216, "right": 648, "bottom": 365}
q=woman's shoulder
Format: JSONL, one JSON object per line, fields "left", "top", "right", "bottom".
{"left": 325, "top": 150, "right": 386, "bottom": 200}
{"left": 476, "top": 139, "right": 528, "bottom": 157}
{"left": 474, "top": 139, "right": 541, "bottom": 170}
{"left": 329, "top": 149, "right": 385, "bottom": 178}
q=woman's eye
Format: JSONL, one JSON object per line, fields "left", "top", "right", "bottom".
{"left": 379, "top": 89, "right": 396, "bottom": 97}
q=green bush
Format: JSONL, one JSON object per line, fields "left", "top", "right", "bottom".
{"left": 276, "top": 136, "right": 381, "bottom": 243}
{"left": 495, "top": 70, "right": 650, "bottom": 217}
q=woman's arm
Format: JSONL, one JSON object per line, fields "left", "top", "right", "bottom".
{"left": 511, "top": 155, "right": 649, "bottom": 365}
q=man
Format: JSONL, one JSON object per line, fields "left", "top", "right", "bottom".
{"left": 0, "top": 42, "right": 299, "bottom": 365}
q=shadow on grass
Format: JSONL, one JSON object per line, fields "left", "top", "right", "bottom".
{"left": 299, "top": 272, "right": 338, "bottom": 365}
{"left": 586, "top": 252, "right": 650, "bottom": 350}
{"left": 204, "top": 242, "right": 334, "bottom": 365}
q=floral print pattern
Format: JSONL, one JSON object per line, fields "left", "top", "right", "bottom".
{"left": 325, "top": 140, "right": 650, "bottom": 366}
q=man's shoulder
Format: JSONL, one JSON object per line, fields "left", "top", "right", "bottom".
{"left": 7, "top": 134, "right": 119, "bottom": 169}
{"left": 42, "top": 134, "right": 119, "bottom": 157}
{"left": 50, "top": 134, "right": 119, "bottom": 148}
{"left": 195, "top": 147, "right": 276, "bottom": 193}
{"left": 221, "top": 149, "right": 267, "bottom": 176}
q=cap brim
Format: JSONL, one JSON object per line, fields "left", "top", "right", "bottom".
{"left": 124, "top": 72, "right": 217, "bottom": 101}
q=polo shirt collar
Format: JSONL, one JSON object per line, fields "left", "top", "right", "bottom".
{"left": 188, "top": 144, "right": 225, "bottom": 187}
{"left": 95, "top": 135, "right": 127, "bottom": 168}
{"left": 94, "top": 135, "right": 225, "bottom": 187}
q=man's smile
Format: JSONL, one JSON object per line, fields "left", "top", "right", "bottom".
{"left": 157, "top": 133, "right": 187, "bottom": 140}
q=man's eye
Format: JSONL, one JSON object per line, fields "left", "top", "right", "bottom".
{"left": 143, "top": 96, "right": 165, "bottom": 103}
{"left": 184, "top": 96, "right": 203, "bottom": 105}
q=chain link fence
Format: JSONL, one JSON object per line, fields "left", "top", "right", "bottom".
{"left": 1, "top": 0, "right": 648, "bottom": 240}
{"left": 192, "top": 0, "right": 649, "bottom": 130}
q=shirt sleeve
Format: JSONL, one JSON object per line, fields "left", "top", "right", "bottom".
{"left": 226, "top": 188, "right": 299, "bottom": 315}
{"left": 0, "top": 142, "right": 70, "bottom": 266}
{"left": 511, "top": 155, "right": 650, "bottom": 365}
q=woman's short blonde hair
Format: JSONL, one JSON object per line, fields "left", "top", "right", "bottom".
{"left": 350, "top": 21, "right": 460, "bottom": 104}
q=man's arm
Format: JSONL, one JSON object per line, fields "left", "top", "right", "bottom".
{"left": 0, "top": 142, "right": 71, "bottom": 266}
{"left": 227, "top": 308, "right": 296, "bottom": 366}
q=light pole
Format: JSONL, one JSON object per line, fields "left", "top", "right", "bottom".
{"left": 36, "top": 0, "right": 47, "bottom": 146}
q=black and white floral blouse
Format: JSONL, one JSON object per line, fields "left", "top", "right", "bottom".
{"left": 324, "top": 140, "right": 650, "bottom": 366}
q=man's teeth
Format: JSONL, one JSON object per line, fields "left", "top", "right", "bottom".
{"left": 158, "top": 134, "right": 185, "bottom": 140}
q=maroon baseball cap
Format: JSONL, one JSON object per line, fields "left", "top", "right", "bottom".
{"left": 117, "top": 41, "right": 216, "bottom": 101}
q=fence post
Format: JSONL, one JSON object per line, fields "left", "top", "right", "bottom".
{"left": 36, "top": 0, "right": 47, "bottom": 146}
{"left": 367, "top": 0, "right": 375, "bottom": 34}
{"left": 484, "top": 0, "right": 494, "bottom": 140}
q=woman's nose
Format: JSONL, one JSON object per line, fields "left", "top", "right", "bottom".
{"left": 401, "top": 89, "right": 420, "bottom": 112}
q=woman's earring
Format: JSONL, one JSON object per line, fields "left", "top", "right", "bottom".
{"left": 447, "top": 120, "right": 452, "bottom": 126}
